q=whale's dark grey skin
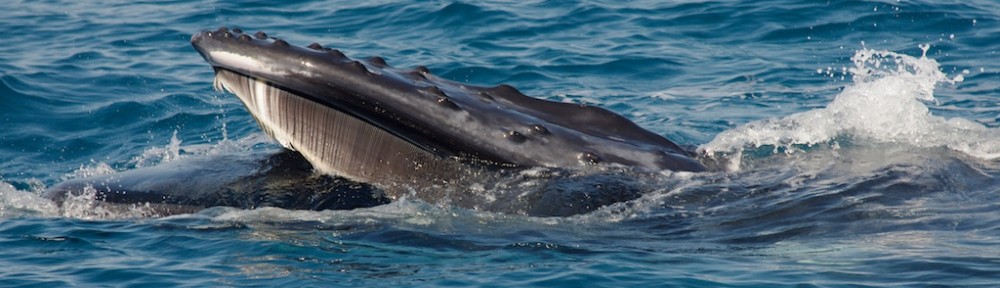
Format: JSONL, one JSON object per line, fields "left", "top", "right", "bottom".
{"left": 189, "top": 27, "right": 703, "bottom": 190}
{"left": 44, "top": 151, "right": 390, "bottom": 216}
{"left": 44, "top": 149, "right": 656, "bottom": 217}
{"left": 43, "top": 27, "right": 704, "bottom": 217}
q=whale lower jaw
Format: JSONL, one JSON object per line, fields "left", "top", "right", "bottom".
{"left": 213, "top": 68, "right": 464, "bottom": 188}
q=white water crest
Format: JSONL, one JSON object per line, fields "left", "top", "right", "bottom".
{"left": 701, "top": 45, "right": 1000, "bottom": 171}
{"left": 0, "top": 181, "right": 57, "bottom": 218}
{"left": 0, "top": 130, "right": 278, "bottom": 220}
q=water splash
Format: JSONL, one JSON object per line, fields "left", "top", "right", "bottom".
{"left": 60, "top": 160, "right": 117, "bottom": 182}
{"left": 701, "top": 46, "right": 1000, "bottom": 171}
{"left": 57, "top": 184, "right": 158, "bottom": 219}
{"left": 130, "top": 130, "right": 184, "bottom": 168}
{"left": 0, "top": 130, "right": 279, "bottom": 220}
{"left": 0, "top": 181, "right": 57, "bottom": 217}
{"left": 2, "top": 177, "right": 170, "bottom": 219}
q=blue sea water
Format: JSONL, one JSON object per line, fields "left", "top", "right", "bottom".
{"left": 2, "top": 0, "right": 1000, "bottom": 286}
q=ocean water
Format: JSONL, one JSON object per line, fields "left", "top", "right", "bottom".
{"left": 2, "top": 0, "right": 1000, "bottom": 286}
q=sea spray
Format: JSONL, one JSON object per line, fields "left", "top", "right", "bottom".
{"left": 0, "top": 130, "right": 279, "bottom": 219}
{"left": 701, "top": 46, "right": 1000, "bottom": 171}
{"left": 130, "top": 130, "right": 184, "bottom": 168}
{"left": 0, "top": 181, "right": 57, "bottom": 217}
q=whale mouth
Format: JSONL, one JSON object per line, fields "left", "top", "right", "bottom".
{"left": 190, "top": 27, "right": 705, "bottom": 188}
{"left": 209, "top": 68, "right": 457, "bottom": 186}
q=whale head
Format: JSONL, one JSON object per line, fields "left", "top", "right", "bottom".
{"left": 190, "top": 27, "right": 704, "bottom": 188}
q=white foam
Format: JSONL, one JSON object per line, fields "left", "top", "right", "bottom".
{"left": 0, "top": 181, "right": 57, "bottom": 218}
{"left": 61, "top": 161, "right": 117, "bottom": 181}
{"left": 701, "top": 46, "right": 1000, "bottom": 171}
{"left": 1, "top": 130, "right": 281, "bottom": 220}
{"left": 130, "top": 130, "right": 184, "bottom": 168}
{"left": 56, "top": 184, "right": 157, "bottom": 219}
{"left": 207, "top": 197, "right": 568, "bottom": 233}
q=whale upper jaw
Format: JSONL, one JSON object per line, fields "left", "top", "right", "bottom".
{"left": 190, "top": 27, "right": 704, "bottom": 187}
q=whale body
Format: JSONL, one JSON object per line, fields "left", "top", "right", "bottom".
{"left": 43, "top": 27, "right": 703, "bottom": 217}
{"left": 190, "top": 27, "right": 703, "bottom": 186}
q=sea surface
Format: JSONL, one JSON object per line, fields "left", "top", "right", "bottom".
{"left": 2, "top": 0, "right": 1000, "bottom": 286}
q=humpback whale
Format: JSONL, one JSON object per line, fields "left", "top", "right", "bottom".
{"left": 190, "top": 27, "right": 704, "bottom": 180}
{"left": 44, "top": 27, "right": 704, "bottom": 216}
